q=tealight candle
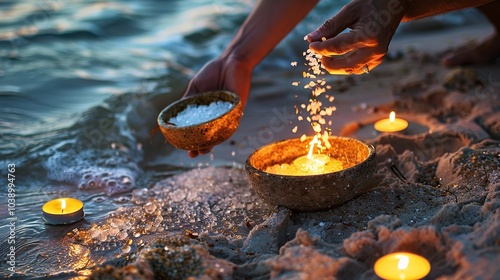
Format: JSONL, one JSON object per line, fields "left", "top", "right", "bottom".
{"left": 264, "top": 135, "right": 344, "bottom": 176}
{"left": 293, "top": 154, "right": 330, "bottom": 173}
{"left": 374, "top": 252, "right": 431, "bottom": 280}
{"left": 42, "top": 198, "right": 84, "bottom": 225}
{"left": 374, "top": 111, "right": 408, "bottom": 133}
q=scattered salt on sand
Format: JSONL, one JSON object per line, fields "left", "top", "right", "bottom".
{"left": 168, "top": 101, "right": 232, "bottom": 126}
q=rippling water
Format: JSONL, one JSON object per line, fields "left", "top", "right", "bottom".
{"left": 0, "top": 0, "right": 486, "bottom": 278}
{"left": 0, "top": 1, "right": 257, "bottom": 277}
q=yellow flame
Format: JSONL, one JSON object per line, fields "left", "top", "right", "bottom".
{"left": 307, "top": 135, "right": 319, "bottom": 159}
{"left": 61, "top": 199, "right": 66, "bottom": 213}
{"left": 389, "top": 111, "right": 396, "bottom": 123}
{"left": 398, "top": 255, "right": 409, "bottom": 270}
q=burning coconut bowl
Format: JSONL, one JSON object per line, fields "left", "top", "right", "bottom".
{"left": 157, "top": 91, "right": 243, "bottom": 151}
{"left": 245, "top": 136, "right": 376, "bottom": 212}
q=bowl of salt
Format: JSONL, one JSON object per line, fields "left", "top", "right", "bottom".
{"left": 157, "top": 90, "right": 243, "bottom": 151}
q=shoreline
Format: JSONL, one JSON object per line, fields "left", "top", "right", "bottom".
{"left": 4, "top": 19, "right": 498, "bottom": 279}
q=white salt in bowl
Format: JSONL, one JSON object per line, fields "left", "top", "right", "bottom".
{"left": 157, "top": 91, "right": 243, "bottom": 151}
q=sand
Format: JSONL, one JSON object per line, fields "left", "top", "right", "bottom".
{"left": 64, "top": 22, "right": 500, "bottom": 279}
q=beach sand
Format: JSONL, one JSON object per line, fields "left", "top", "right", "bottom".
{"left": 77, "top": 22, "right": 500, "bottom": 279}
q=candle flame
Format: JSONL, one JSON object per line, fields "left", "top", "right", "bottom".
{"left": 397, "top": 255, "right": 409, "bottom": 270}
{"left": 61, "top": 199, "right": 66, "bottom": 213}
{"left": 389, "top": 111, "right": 396, "bottom": 123}
{"left": 307, "top": 135, "right": 320, "bottom": 159}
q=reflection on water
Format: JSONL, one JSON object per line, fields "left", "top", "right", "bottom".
{"left": 0, "top": 1, "right": 255, "bottom": 277}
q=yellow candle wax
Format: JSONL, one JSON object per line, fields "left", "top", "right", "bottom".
{"left": 42, "top": 198, "right": 84, "bottom": 225}
{"left": 293, "top": 153, "right": 331, "bottom": 171}
{"left": 374, "top": 111, "right": 408, "bottom": 133}
{"left": 374, "top": 252, "right": 431, "bottom": 280}
{"left": 264, "top": 135, "right": 343, "bottom": 176}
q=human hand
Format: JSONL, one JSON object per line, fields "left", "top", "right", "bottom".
{"left": 306, "top": 0, "right": 406, "bottom": 75}
{"left": 183, "top": 55, "right": 251, "bottom": 158}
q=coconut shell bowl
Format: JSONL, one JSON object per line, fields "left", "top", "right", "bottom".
{"left": 157, "top": 91, "right": 243, "bottom": 151}
{"left": 245, "top": 136, "right": 377, "bottom": 212}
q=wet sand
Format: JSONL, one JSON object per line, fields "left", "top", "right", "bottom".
{"left": 81, "top": 22, "right": 500, "bottom": 279}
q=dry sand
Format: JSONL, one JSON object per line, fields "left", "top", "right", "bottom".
{"left": 82, "top": 23, "right": 500, "bottom": 279}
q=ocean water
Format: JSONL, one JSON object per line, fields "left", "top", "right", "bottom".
{"left": 0, "top": 0, "right": 486, "bottom": 278}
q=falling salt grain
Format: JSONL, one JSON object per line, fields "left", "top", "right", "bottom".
{"left": 300, "top": 134, "right": 307, "bottom": 142}
{"left": 168, "top": 101, "right": 233, "bottom": 126}
{"left": 321, "top": 37, "right": 326, "bottom": 42}
{"left": 292, "top": 126, "right": 298, "bottom": 133}
{"left": 312, "top": 123, "right": 322, "bottom": 133}
{"left": 291, "top": 62, "right": 297, "bottom": 66}
{"left": 292, "top": 81, "right": 300, "bottom": 86}
{"left": 121, "top": 245, "right": 131, "bottom": 254}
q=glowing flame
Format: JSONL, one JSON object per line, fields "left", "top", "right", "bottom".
{"left": 389, "top": 111, "right": 396, "bottom": 123}
{"left": 398, "top": 255, "right": 409, "bottom": 270}
{"left": 307, "top": 135, "right": 320, "bottom": 159}
{"left": 61, "top": 199, "right": 66, "bottom": 213}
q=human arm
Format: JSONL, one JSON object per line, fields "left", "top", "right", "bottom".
{"left": 306, "top": 0, "right": 496, "bottom": 75}
{"left": 185, "top": 0, "right": 320, "bottom": 106}
{"left": 402, "top": 0, "right": 495, "bottom": 21}
{"left": 184, "top": 0, "right": 319, "bottom": 158}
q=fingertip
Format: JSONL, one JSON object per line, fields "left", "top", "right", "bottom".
{"left": 184, "top": 86, "right": 196, "bottom": 98}
{"left": 306, "top": 30, "right": 320, "bottom": 42}
{"left": 188, "top": 150, "right": 199, "bottom": 158}
{"left": 309, "top": 41, "right": 321, "bottom": 52}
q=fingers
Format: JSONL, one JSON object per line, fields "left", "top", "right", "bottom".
{"left": 188, "top": 148, "right": 212, "bottom": 158}
{"left": 188, "top": 150, "right": 199, "bottom": 158}
{"left": 306, "top": 5, "right": 355, "bottom": 42}
{"left": 309, "top": 31, "right": 376, "bottom": 56}
{"left": 320, "top": 48, "right": 384, "bottom": 75}
{"left": 183, "top": 77, "right": 201, "bottom": 98}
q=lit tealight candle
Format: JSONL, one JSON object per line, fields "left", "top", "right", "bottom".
{"left": 293, "top": 135, "right": 331, "bottom": 173}
{"left": 293, "top": 153, "right": 331, "bottom": 173}
{"left": 42, "top": 198, "right": 84, "bottom": 225}
{"left": 374, "top": 252, "right": 431, "bottom": 280}
{"left": 374, "top": 111, "right": 408, "bottom": 133}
